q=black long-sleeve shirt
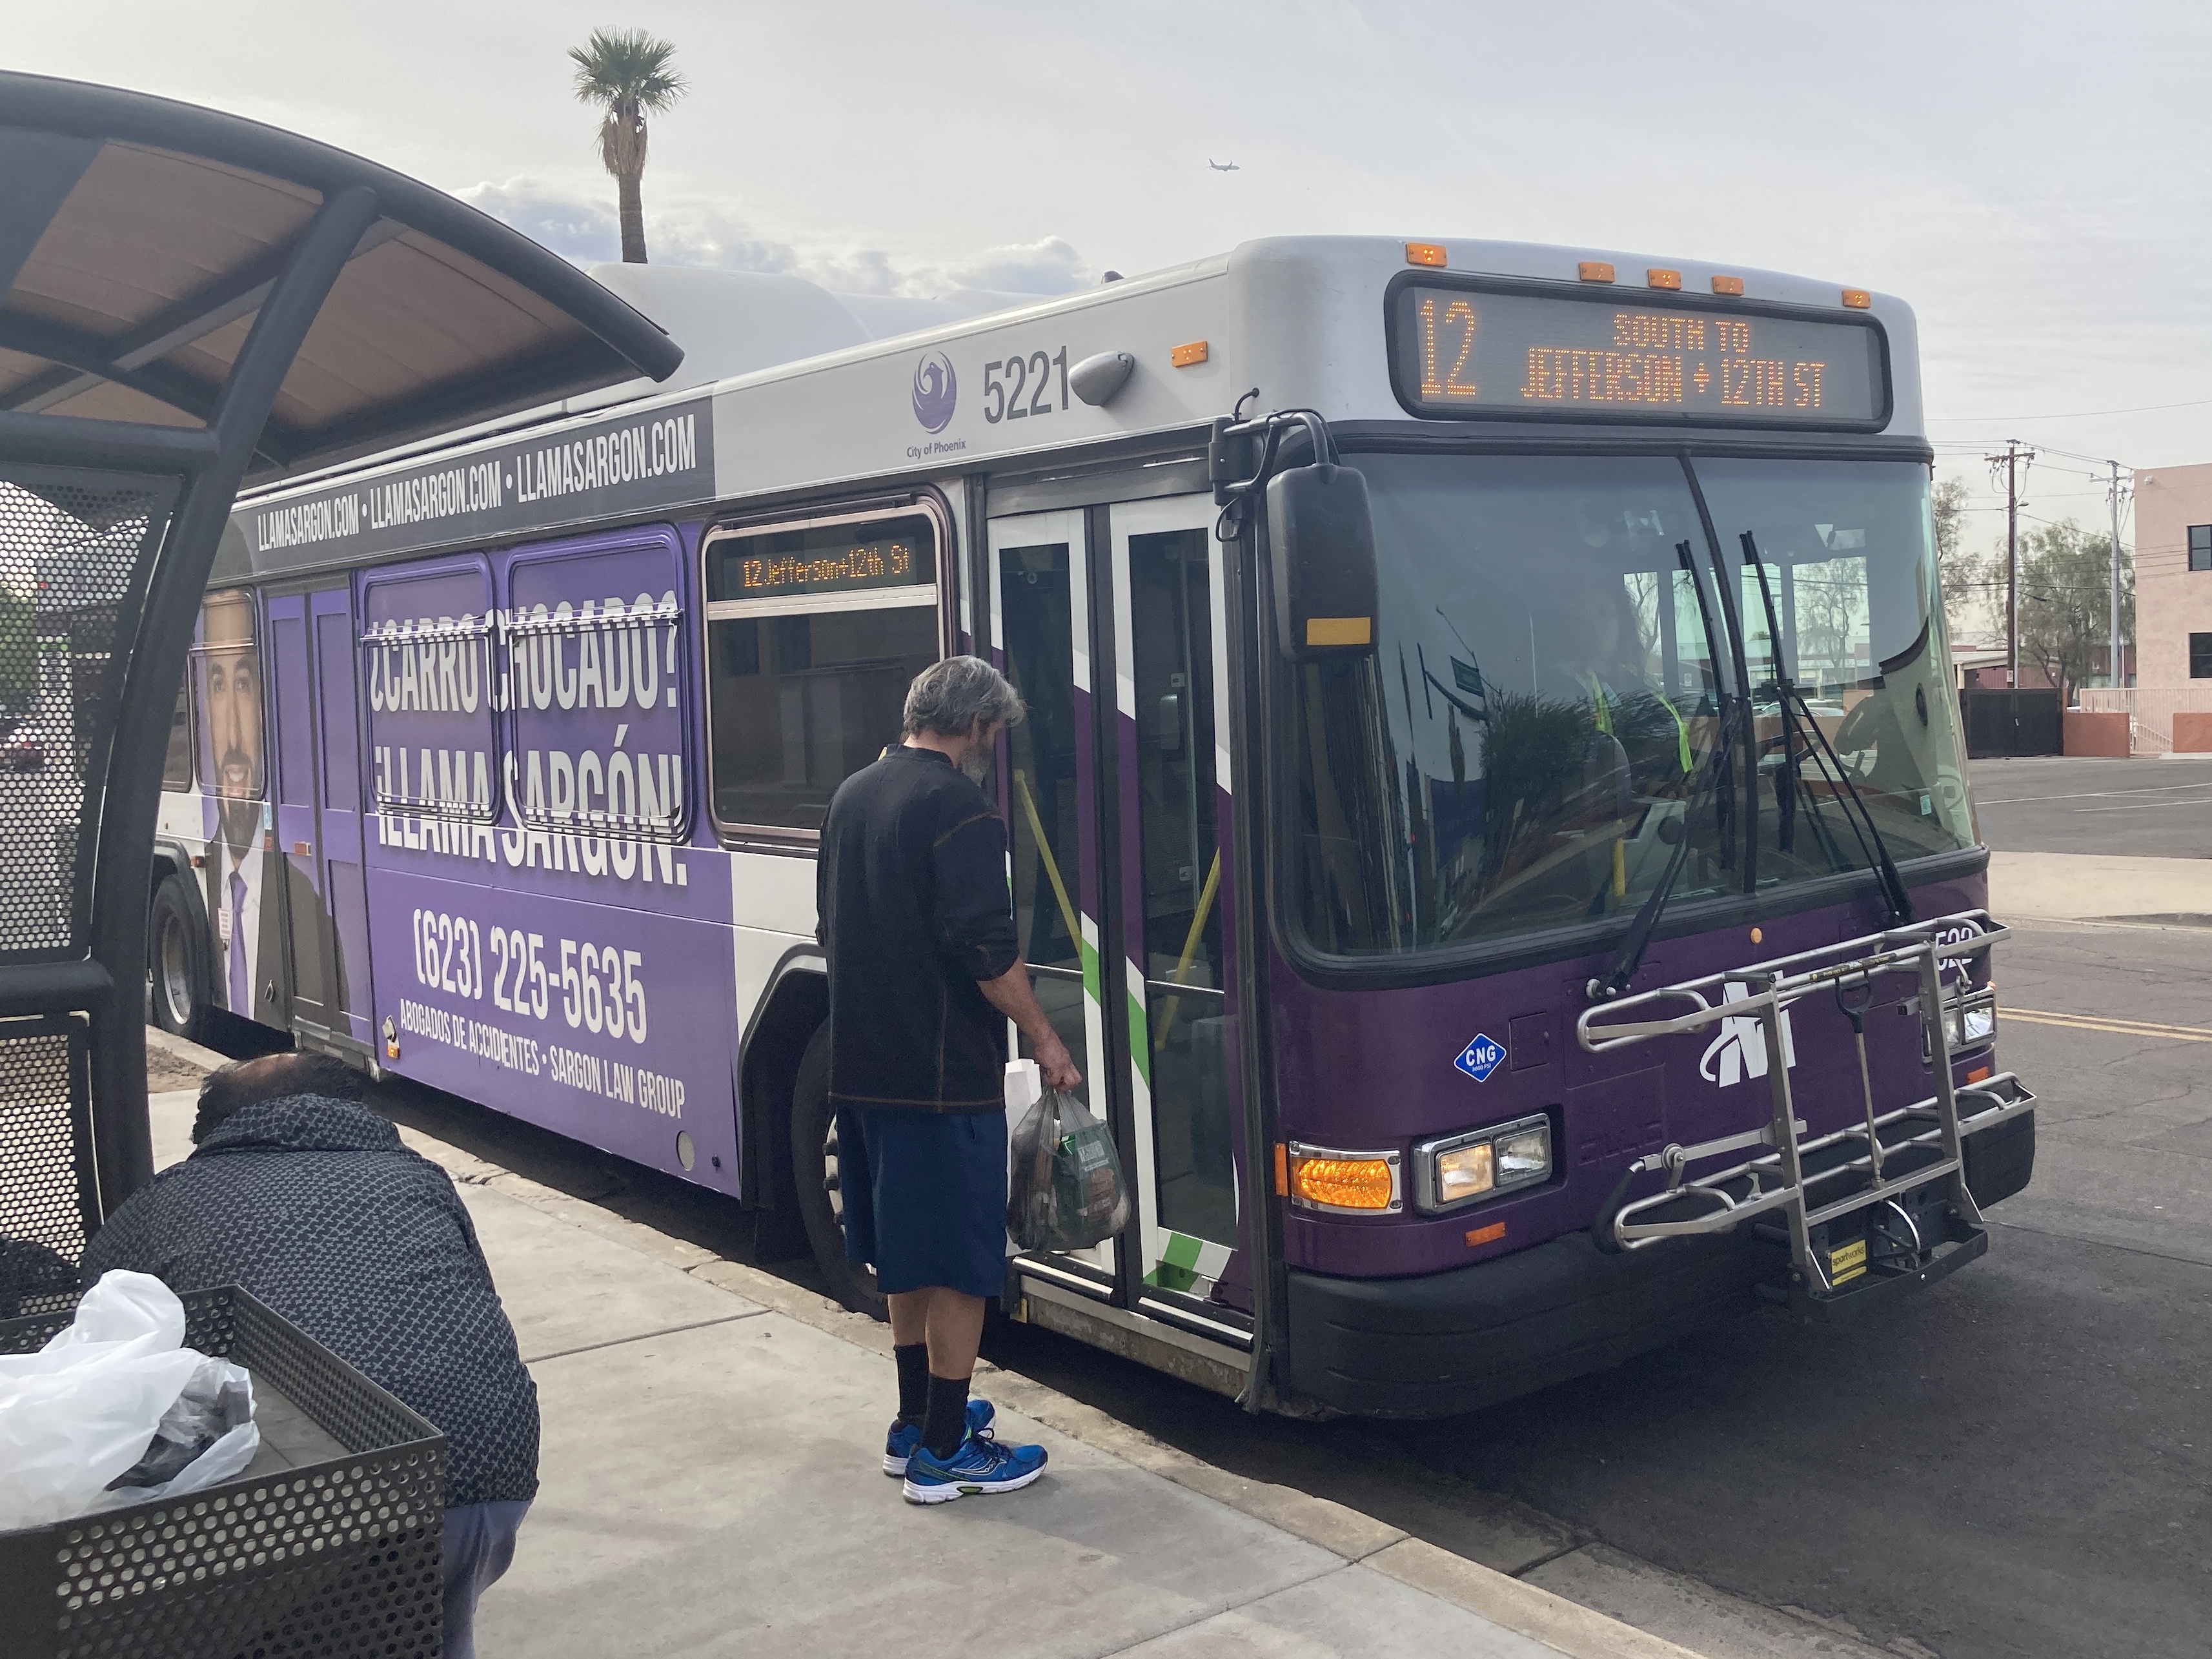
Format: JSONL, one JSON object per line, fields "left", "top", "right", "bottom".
{"left": 817, "top": 744, "right": 1019, "bottom": 1112}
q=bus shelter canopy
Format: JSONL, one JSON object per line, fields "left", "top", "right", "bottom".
{"left": 0, "top": 72, "right": 683, "bottom": 480}
{"left": 0, "top": 72, "right": 685, "bottom": 1276}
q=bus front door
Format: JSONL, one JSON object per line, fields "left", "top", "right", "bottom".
{"left": 1107, "top": 496, "right": 1245, "bottom": 1311}
{"left": 988, "top": 510, "right": 1111, "bottom": 1277}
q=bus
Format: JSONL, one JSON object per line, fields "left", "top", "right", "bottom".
{"left": 145, "top": 236, "right": 2034, "bottom": 1418}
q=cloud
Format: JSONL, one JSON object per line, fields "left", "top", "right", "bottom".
{"left": 456, "top": 179, "right": 1093, "bottom": 300}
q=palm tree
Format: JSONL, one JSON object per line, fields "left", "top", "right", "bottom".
{"left": 568, "top": 28, "right": 687, "bottom": 263}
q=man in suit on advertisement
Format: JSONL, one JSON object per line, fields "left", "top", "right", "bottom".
{"left": 198, "top": 588, "right": 274, "bottom": 1021}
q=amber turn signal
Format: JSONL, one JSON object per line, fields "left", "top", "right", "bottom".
{"left": 1305, "top": 616, "right": 1372, "bottom": 647}
{"left": 1405, "top": 241, "right": 1448, "bottom": 268}
{"left": 1288, "top": 1148, "right": 1397, "bottom": 1212}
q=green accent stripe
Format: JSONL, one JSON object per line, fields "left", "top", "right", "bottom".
{"left": 1081, "top": 937, "right": 1101, "bottom": 1004}
{"left": 1127, "top": 989, "right": 1150, "bottom": 1086}
{"left": 1142, "top": 1230, "right": 1217, "bottom": 1292}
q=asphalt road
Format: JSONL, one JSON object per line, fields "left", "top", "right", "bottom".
{"left": 1971, "top": 755, "right": 2212, "bottom": 858}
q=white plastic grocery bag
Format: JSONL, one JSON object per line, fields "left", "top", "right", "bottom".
{"left": 0, "top": 1270, "right": 259, "bottom": 1531}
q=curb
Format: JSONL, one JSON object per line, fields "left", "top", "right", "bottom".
{"left": 141, "top": 1033, "right": 1703, "bottom": 1659}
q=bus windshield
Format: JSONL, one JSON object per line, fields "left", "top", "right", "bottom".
{"left": 1291, "top": 452, "right": 1973, "bottom": 961}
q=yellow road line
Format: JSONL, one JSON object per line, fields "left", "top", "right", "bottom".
{"left": 2004, "top": 1008, "right": 2212, "bottom": 1044}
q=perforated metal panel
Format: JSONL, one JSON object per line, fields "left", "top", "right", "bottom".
{"left": 0, "top": 1287, "right": 447, "bottom": 1659}
{"left": 0, "top": 467, "right": 170, "bottom": 962}
{"left": 0, "top": 1016, "right": 95, "bottom": 1319}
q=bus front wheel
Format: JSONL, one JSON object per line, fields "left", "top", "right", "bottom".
{"left": 147, "top": 873, "right": 211, "bottom": 1041}
{"left": 790, "top": 1027, "right": 886, "bottom": 1320}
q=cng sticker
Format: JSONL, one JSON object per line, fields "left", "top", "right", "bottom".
{"left": 1454, "top": 1033, "right": 1506, "bottom": 1083}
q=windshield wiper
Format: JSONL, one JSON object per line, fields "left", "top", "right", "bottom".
{"left": 1589, "top": 541, "right": 1737, "bottom": 1000}
{"left": 1740, "top": 532, "right": 1914, "bottom": 925}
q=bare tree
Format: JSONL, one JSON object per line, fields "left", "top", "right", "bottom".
{"left": 2018, "top": 518, "right": 2135, "bottom": 703}
{"left": 1931, "top": 476, "right": 1985, "bottom": 638}
{"left": 569, "top": 28, "right": 687, "bottom": 264}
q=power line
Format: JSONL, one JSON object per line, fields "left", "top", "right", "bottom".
{"left": 1928, "top": 394, "right": 2212, "bottom": 422}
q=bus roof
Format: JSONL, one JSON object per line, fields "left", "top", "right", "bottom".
{"left": 221, "top": 237, "right": 1924, "bottom": 582}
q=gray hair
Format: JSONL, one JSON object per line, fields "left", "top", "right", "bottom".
{"left": 902, "top": 655, "right": 1024, "bottom": 738}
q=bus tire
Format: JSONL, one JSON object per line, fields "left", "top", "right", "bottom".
{"left": 790, "top": 1026, "right": 886, "bottom": 1320}
{"left": 147, "top": 873, "right": 212, "bottom": 1042}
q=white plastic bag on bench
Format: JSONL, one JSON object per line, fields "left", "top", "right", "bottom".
{"left": 0, "top": 1270, "right": 258, "bottom": 1531}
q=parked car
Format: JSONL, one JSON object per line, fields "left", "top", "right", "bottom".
{"left": 2, "top": 725, "right": 45, "bottom": 771}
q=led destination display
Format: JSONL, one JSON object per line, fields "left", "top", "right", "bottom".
{"left": 708, "top": 513, "right": 937, "bottom": 604}
{"left": 1391, "top": 283, "right": 1887, "bottom": 427}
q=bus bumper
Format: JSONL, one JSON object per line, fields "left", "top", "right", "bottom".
{"left": 1284, "top": 1228, "right": 1765, "bottom": 1420}
{"left": 1284, "top": 1106, "right": 2034, "bottom": 1420}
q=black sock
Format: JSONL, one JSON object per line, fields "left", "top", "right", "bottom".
{"left": 893, "top": 1343, "right": 929, "bottom": 1425}
{"left": 921, "top": 1372, "right": 971, "bottom": 1460}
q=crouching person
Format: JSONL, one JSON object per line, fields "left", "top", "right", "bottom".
{"left": 81, "top": 1052, "right": 536, "bottom": 1658}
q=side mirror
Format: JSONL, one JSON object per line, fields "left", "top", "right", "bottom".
{"left": 1266, "top": 461, "right": 1378, "bottom": 660}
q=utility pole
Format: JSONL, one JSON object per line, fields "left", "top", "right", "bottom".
{"left": 2108, "top": 460, "right": 2126, "bottom": 692}
{"left": 1987, "top": 441, "right": 2034, "bottom": 685}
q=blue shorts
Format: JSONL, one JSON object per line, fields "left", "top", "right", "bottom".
{"left": 838, "top": 1105, "right": 1007, "bottom": 1299}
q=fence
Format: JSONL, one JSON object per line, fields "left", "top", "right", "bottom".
{"left": 1960, "top": 689, "right": 2063, "bottom": 758}
{"left": 2076, "top": 688, "right": 2212, "bottom": 754}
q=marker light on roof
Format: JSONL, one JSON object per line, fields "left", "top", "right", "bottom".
{"left": 1646, "top": 269, "right": 1682, "bottom": 290}
{"left": 1578, "top": 261, "right": 1616, "bottom": 283}
{"left": 1842, "top": 289, "right": 1872, "bottom": 309}
{"left": 1711, "top": 274, "right": 1746, "bottom": 296}
{"left": 1405, "top": 242, "right": 1447, "bottom": 267}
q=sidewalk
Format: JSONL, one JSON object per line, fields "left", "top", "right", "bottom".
{"left": 1989, "top": 850, "right": 2212, "bottom": 923}
{"left": 144, "top": 1034, "right": 1696, "bottom": 1659}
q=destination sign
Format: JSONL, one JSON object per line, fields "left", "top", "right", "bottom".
{"left": 1390, "top": 284, "right": 1887, "bottom": 427}
{"left": 707, "top": 513, "right": 937, "bottom": 604}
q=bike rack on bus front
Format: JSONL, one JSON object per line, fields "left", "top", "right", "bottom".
{"left": 1576, "top": 910, "right": 2035, "bottom": 1314}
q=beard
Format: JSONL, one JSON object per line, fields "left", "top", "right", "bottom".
{"left": 960, "top": 747, "right": 993, "bottom": 784}
{"left": 216, "top": 746, "right": 260, "bottom": 859}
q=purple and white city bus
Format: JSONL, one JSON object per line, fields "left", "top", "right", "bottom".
{"left": 145, "top": 238, "right": 2034, "bottom": 1416}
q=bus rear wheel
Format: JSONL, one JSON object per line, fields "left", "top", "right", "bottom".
{"left": 147, "top": 873, "right": 210, "bottom": 1041}
{"left": 790, "top": 1026, "right": 886, "bottom": 1319}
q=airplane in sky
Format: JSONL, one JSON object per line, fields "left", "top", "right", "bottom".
{"left": 1208, "top": 159, "right": 1239, "bottom": 172}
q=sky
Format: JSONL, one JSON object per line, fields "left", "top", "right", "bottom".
{"left": 14, "top": 1, "right": 2209, "bottom": 596}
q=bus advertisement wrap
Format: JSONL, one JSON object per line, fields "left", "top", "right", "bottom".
{"left": 231, "top": 397, "right": 716, "bottom": 575}
{"left": 358, "top": 524, "right": 735, "bottom": 1191}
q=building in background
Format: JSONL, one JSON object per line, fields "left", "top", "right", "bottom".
{"left": 2122, "top": 463, "right": 2212, "bottom": 751}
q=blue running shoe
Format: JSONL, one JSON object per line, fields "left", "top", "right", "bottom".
{"left": 882, "top": 1399, "right": 995, "bottom": 1476}
{"left": 901, "top": 1429, "right": 1047, "bottom": 1504}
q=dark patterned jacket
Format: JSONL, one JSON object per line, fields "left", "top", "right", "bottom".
{"left": 81, "top": 1094, "right": 538, "bottom": 1507}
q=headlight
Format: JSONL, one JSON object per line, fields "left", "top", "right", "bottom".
{"left": 1942, "top": 993, "right": 1996, "bottom": 1050}
{"left": 1412, "top": 1114, "right": 1552, "bottom": 1214}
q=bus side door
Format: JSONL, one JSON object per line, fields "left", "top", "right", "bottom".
{"left": 263, "top": 586, "right": 373, "bottom": 1053}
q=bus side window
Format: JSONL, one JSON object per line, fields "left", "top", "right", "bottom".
{"left": 361, "top": 563, "right": 498, "bottom": 823}
{"left": 505, "top": 533, "right": 687, "bottom": 842}
{"left": 162, "top": 664, "right": 194, "bottom": 791}
{"left": 700, "top": 511, "right": 942, "bottom": 836}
